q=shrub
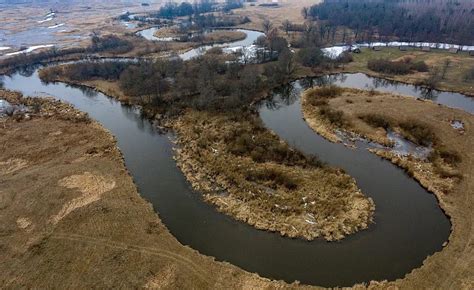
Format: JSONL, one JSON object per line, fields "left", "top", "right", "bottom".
{"left": 429, "top": 147, "right": 462, "bottom": 166}
{"left": 398, "top": 119, "right": 436, "bottom": 146}
{"left": 297, "top": 47, "right": 325, "bottom": 67}
{"left": 307, "top": 85, "right": 342, "bottom": 99}
{"left": 368, "top": 59, "right": 411, "bottom": 75}
{"left": 359, "top": 113, "right": 392, "bottom": 129}
{"left": 368, "top": 59, "right": 429, "bottom": 75}
{"left": 337, "top": 51, "right": 353, "bottom": 64}
{"left": 464, "top": 67, "right": 474, "bottom": 82}
{"left": 246, "top": 168, "right": 298, "bottom": 190}
{"left": 89, "top": 35, "right": 133, "bottom": 54}
{"left": 411, "top": 61, "right": 429, "bottom": 72}
{"left": 319, "top": 106, "right": 347, "bottom": 127}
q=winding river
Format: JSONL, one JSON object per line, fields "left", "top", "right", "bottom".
{"left": 3, "top": 52, "right": 473, "bottom": 286}
{"left": 137, "top": 27, "right": 264, "bottom": 60}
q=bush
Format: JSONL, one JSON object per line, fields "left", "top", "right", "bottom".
{"left": 337, "top": 51, "right": 353, "bottom": 64}
{"left": 464, "top": 67, "right": 474, "bottom": 82}
{"left": 398, "top": 119, "right": 436, "bottom": 146}
{"left": 297, "top": 47, "right": 325, "bottom": 67}
{"left": 411, "top": 61, "right": 429, "bottom": 72}
{"left": 246, "top": 168, "right": 298, "bottom": 190}
{"left": 368, "top": 59, "right": 429, "bottom": 75}
{"left": 89, "top": 35, "right": 133, "bottom": 54}
{"left": 368, "top": 59, "right": 411, "bottom": 75}
{"left": 40, "top": 61, "right": 130, "bottom": 82}
{"left": 429, "top": 147, "right": 462, "bottom": 166}
{"left": 319, "top": 106, "right": 347, "bottom": 127}
{"left": 307, "top": 85, "right": 342, "bottom": 99}
{"left": 359, "top": 113, "right": 392, "bottom": 129}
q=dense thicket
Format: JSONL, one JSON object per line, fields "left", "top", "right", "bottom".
{"left": 307, "top": 0, "right": 474, "bottom": 44}
{"left": 368, "top": 58, "right": 428, "bottom": 75}
{"left": 40, "top": 62, "right": 130, "bottom": 82}
{"left": 40, "top": 45, "right": 298, "bottom": 112}
{"left": 90, "top": 35, "right": 133, "bottom": 54}
{"left": 0, "top": 35, "right": 133, "bottom": 73}
{"left": 152, "top": 0, "right": 243, "bottom": 19}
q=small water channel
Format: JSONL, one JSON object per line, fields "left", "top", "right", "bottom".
{"left": 2, "top": 66, "right": 470, "bottom": 286}
{"left": 137, "top": 27, "right": 264, "bottom": 60}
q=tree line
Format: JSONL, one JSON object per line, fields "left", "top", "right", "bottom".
{"left": 306, "top": 0, "right": 474, "bottom": 45}
{"left": 151, "top": 0, "right": 243, "bottom": 19}
{"left": 0, "top": 35, "right": 134, "bottom": 74}
{"left": 39, "top": 35, "right": 314, "bottom": 113}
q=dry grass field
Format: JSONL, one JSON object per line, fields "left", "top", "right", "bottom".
{"left": 0, "top": 90, "right": 300, "bottom": 289}
{"left": 234, "top": 0, "right": 320, "bottom": 31}
{"left": 342, "top": 47, "right": 474, "bottom": 96}
{"left": 302, "top": 87, "right": 474, "bottom": 289}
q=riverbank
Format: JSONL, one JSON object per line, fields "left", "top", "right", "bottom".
{"left": 301, "top": 86, "right": 474, "bottom": 288}
{"left": 340, "top": 47, "right": 474, "bottom": 97}
{"left": 153, "top": 27, "right": 247, "bottom": 45}
{"left": 0, "top": 90, "right": 299, "bottom": 288}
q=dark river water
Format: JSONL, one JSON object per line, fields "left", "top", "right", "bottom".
{"left": 2, "top": 66, "right": 469, "bottom": 286}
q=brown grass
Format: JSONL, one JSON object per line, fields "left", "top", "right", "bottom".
{"left": 0, "top": 90, "right": 298, "bottom": 288}
{"left": 301, "top": 86, "right": 474, "bottom": 288}
{"left": 341, "top": 47, "right": 474, "bottom": 96}
{"left": 173, "top": 109, "right": 374, "bottom": 241}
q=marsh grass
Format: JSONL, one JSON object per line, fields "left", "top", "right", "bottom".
{"left": 398, "top": 119, "right": 437, "bottom": 146}
{"left": 358, "top": 113, "right": 392, "bottom": 129}
{"left": 174, "top": 110, "right": 374, "bottom": 240}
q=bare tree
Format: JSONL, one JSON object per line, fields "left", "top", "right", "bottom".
{"left": 301, "top": 7, "right": 309, "bottom": 19}
{"left": 262, "top": 19, "right": 273, "bottom": 35}
{"left": 441, "top": 58, "right": 451, "bottom": 80}
{"left": 282, "top": 19, "right": 291, "bottom": 35}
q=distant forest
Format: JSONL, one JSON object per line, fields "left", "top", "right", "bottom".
{"left": 306, "top": 0, "right": 474, "bottom": 45}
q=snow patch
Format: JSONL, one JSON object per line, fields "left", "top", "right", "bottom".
{"left": 48, "top": 23, "right": 65, "bottom": 29}
{"left": 323, "top": 42, "right": 474, "bottom": 58}
{"left": 6, "top": 44, "right": 54, "bottom": 56}
{"left": 38, "top": 17, "right": 53, "bottom": 24}
{"left": 322, "top": 46, "right": 350, "bottom": 59}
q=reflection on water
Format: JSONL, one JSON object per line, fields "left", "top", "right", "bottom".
{"left": 2, "top": 67, "right": 469, "bottom": 287}
{"left": 304, "top": 73, "right": 474, "bottom": 113}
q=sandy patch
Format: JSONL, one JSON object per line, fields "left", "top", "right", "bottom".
{"left": 0, "top": 158, "right": 28, "bottom": 175}
{"left": 144, "top": 264, "right": 178, "bottom": 289}
{"left": 48, "top": 130, "right": 63, "bottom": 136}
{"left": 52, "top": 172, "right": 115, "bottom": 224}
{"left": 16, "top": 217, "right": 32, "bottom": 230}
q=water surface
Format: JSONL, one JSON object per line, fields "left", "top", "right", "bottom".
{"left": 1, "top": 69, "right": 463, "bottom": 287}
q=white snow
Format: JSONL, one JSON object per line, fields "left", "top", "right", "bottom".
{"left": 0, "top": 46, "right": 11, "bottom": 51}
{"left": 37, "top": 17, "right": 53, "bottom": 24}
{"left": 154, "top": 36, "right": 179, "bottom": 42}
{"left": 48, "top": 23, "right": 65, "bottom": 29}
{"left": 322, "top": 46, "right": 350, "bottom": 59}
{"left": 323, "top": 42, "right": 474, "bottom": 58}
{"left": 6, "top": 45, "right": 54, "bottom": 56}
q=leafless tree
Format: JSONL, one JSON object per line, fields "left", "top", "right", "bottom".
{"left": 262, "top": 19, "right": 273, "bottom": 35}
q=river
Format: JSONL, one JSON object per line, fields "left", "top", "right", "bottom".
{"left": 2, "top": 50, "right": 471, "bottom": 287}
